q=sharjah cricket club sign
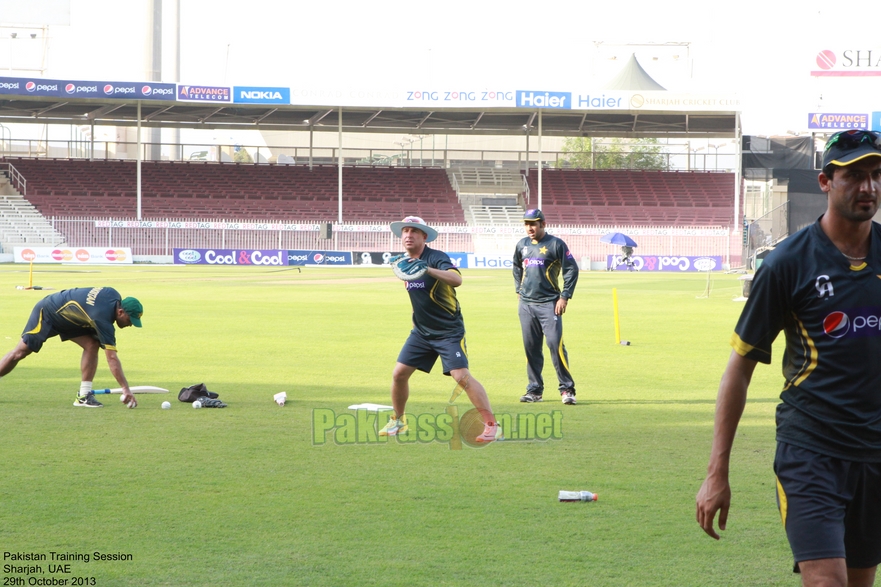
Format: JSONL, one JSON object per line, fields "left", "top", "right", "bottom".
{"left": 812, "top": 47, "right": 881, "bottom": 77}
{"left": 14, "top": 246, "right": 133, "bottom": 265}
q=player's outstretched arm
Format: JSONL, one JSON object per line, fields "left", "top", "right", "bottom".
{"left": 104, "top": 349, "right": 136, "bottom": 408}
{"left": 428, "top": 267, "right": 463, "bottom": 288}
{"left": 696, "top": 350, "right": 757, "bottom": 539}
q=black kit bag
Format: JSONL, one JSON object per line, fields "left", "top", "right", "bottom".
{"left": 178, "top": 383, "right": 220, "bottom": 403}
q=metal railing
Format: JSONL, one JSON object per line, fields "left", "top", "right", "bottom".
{"left": 742, "top": 201, "right": 788, "bottom": 269}
{"left": 47, "top": 217, "right": 734, "bottom": 263}
{"left": 0, "top": 138, "right": 740, "bottom": 173}
{"left": 0, "top": 161, "right": 26, "bottom": 194}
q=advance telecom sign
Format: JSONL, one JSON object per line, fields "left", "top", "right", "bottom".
{"left": 808, "top": 113, "right": 869, "bottom": 130}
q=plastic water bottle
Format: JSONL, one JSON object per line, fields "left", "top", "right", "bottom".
{"left": 558, "top": 490, "right": 598, "bottom": 502}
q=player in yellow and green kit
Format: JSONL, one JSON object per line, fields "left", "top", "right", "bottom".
{"left": 0, "top": 287, "right": 144, "bottom": 408}
{"left": 513, "top": 209, "right": 579, "bottom": 405}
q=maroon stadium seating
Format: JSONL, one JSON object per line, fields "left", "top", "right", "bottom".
{"left": 523, "top": 169, "right": 734, "bottom": 226}
{"left": 3, "top": 159, "right": 733, "bottom": 227}
{"left": 5, "top": 158, "right": 465, "bottom": 223}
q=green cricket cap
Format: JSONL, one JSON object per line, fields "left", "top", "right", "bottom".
{"left": 121, "top": 297, "right": 143, "bottom": 327}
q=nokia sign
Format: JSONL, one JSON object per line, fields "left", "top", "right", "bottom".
{"left": 233, "top": 86, "right": 291, "bottom": 104}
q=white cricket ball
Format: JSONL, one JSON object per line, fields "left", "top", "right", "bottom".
{"left": 161, "top": 401, "right": 171, "bottom": 410}
{"left": 192, "top": 400, "right": 202, "bottom": 409}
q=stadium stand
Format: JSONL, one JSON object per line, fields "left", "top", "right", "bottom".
{"left": 448, "top": 167, "right": 528, "bottom": 226}
{"left": 2, "top": 159, "right": 734, "bottom": 229}
{"left": 523, "top": 169, "right": 734, "bottom": 226}
{"left": 3, "top": 158, "right": 466, "bottom": 223}
{"left": 0, "top": 164, "right": 67, "bottom": 246}
{"left": 448, "top": 166, "right": 528, "bottom": 196}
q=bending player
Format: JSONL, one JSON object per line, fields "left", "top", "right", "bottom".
{"left": 0, "top": 286, "right": 144, "bottom": 408}
{"left": 381, "top": 216, "right": 502, "bottom": 443}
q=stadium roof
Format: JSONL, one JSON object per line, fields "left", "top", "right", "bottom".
{"left": 0, "top": 95, "right": 738, "bottom": 139}
{"left": 0, "top": 69, "right": 740, "bottom": 139}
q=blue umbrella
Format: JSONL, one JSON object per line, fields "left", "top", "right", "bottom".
{"left": 600, "top": 232, "right": 638, "bottom": 247}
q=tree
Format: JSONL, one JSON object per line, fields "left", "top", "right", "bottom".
{"left": 557, "top": 137, "right": 667, "bottom": 170}
{"left": 233, "top": 148, "right": 253, "bottom": 164}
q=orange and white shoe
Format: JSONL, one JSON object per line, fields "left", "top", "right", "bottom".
{"left": 475, "top": 421, "right": 503, "bottom": 443}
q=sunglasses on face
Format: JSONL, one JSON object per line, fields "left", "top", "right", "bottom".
{"left": 824, "top": 130, "right": 881, "bottom": 153}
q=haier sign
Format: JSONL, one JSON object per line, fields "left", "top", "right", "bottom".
{"left": 234, "top": 86, "right": 290, "bottom": 104}
{"left": 516, "top": 90, "right": 571, "bottom": 109}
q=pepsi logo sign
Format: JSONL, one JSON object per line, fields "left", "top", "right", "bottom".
{"left": 65, "top": 83, "right": 76, "bottom": 94}
{"left": 312, "top": 253, "right": 325, "bottom": 263}
{"left": 143, "top": 86, "right": 173, "bottom": 96}
{"left": 104, "top": 84, "right": 114, "bottom": 95}
{"left": 26, "top": 81, "right": 36, "bottom": 92}
{"left": 823, "top": 311, "right": 849, "bottom": 338}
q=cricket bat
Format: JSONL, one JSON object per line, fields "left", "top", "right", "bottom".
{"left": 93, "top": 386, "right": 169, "bottom": 394}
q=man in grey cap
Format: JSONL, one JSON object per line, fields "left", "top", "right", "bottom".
{"left": 512, "top": 209, "right": 579, "bottom": 405}
{"left": 697, "top": 130, "right": 881, "bottom": 585}
{"left": 0, "top": 287, "right": 144, "bottom": 408}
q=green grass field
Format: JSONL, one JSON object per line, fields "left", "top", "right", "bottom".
{"left": 0, "top": 265, "right": 797, "bottom": 586}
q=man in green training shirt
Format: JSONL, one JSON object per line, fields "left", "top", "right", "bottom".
{"left": 0, "top": 287, "right": 144, "bottom": 408}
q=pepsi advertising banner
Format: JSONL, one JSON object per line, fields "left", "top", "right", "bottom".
{"left": 288, "top": 250, "right": 352, "bottom": 266}
{"left": 234, "top": 86, "right": 290, "bottom": 104}
{"left": 174, "top": 248, "right": 287, "bottom": 266}
{"left": 606, "top": 255, "right": 723, "bottom": 272}
{"left": 0, "top": 76, "right": 175, "bottom": 100}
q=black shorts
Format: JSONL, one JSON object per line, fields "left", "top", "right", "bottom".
{"left": 774, "top": 441, "right": 881, "bottom": 569}
{"left": 20, "top": 301, "right": 90, "bottom": 353}
{"left": 396, "top": 331, "right": 468, "bottom": 375}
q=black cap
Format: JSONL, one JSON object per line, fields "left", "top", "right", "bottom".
{"left": 523, "top": 209, "right": 545, "bottom": 222}
{"left": 822, "top": 130, "right": 881, "bottom": 169}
